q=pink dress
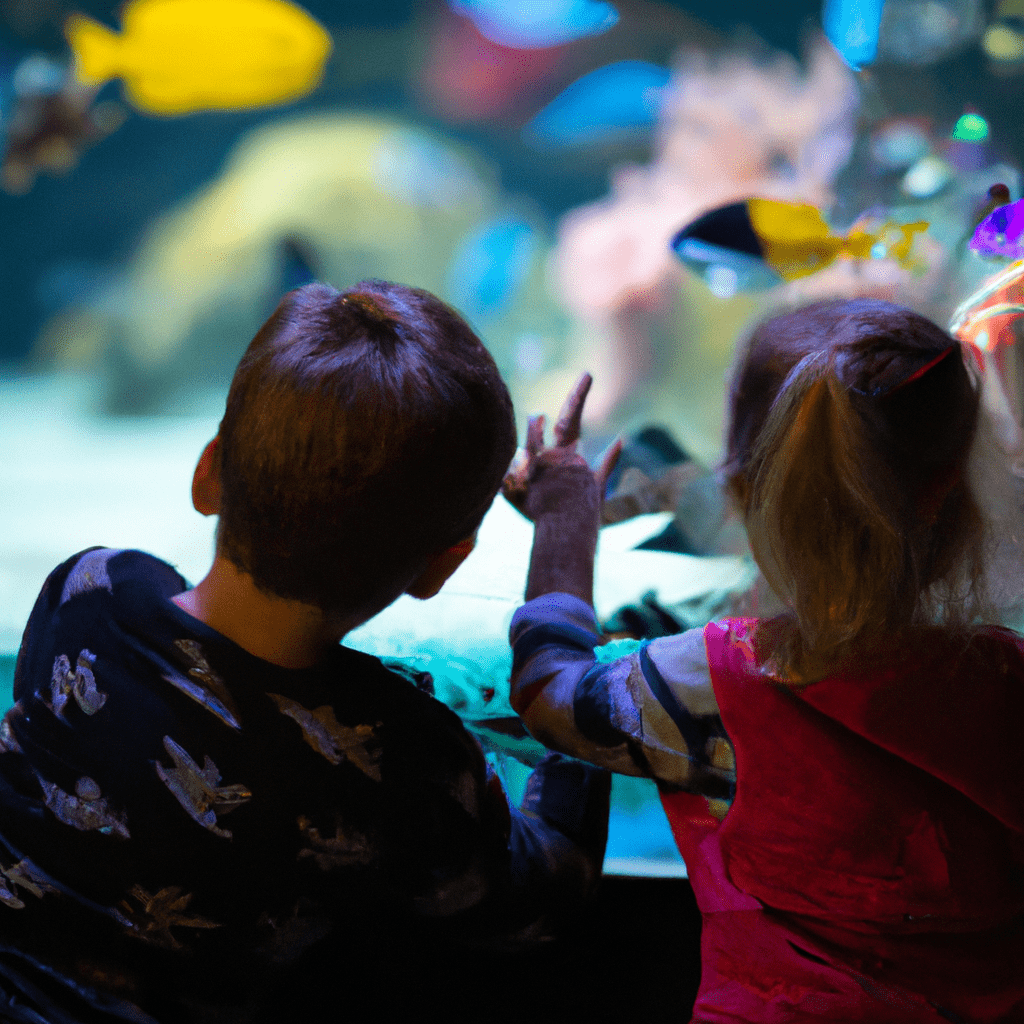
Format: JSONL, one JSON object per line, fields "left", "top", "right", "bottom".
{"left": 662, "top": 618, "right": 1024, "bottom": 1023}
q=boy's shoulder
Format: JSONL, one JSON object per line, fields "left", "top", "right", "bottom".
{"left": 19, "top": 547, "right": 186, "bottom": 664}
{"left": 36, "top": 546, "right": 186, "bottom": 615}
{"left": 338, "top": 648, "right": 488, "bottom": 768}
{"left": 25, "top": 548, "right": 487, "bottom": 770}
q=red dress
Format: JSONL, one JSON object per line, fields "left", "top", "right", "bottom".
{"left": 661, "top": 618, "right": 1024, "bottom": 1023}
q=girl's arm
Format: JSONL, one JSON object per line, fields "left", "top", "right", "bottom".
{"left": 503, "top": 375, "right": 735, "bottom": 799}
{"left": 509, "top": 593, "right": 734, "bottom": 799}
{"left": 503, "top": 374, "right": 615, "bottom": 605}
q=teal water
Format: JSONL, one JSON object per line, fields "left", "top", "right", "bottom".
{"left": 0, "top": 654, "right": 13, "bottom": 711}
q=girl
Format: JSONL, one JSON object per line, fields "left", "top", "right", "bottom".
{"left": 504, "top": 299, "right": 1024, "bottom": 1022}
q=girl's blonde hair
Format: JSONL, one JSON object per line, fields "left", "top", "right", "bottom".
{"left": 724, "top": 299, "right": 987, "bottom": 683}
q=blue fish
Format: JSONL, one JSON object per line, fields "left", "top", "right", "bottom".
{"left": 823, "top": 0, "right": 885, "bottom": 70}
{"left": 523, "top": 61, "right": 670, "bottom": 149}
{"left": 446, "top": 218, "right": 537, "bottom": 321}
{"left": 450, "top": 0, "right": 618, "bottom": 49}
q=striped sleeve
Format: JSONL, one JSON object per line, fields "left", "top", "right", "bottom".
{"left": 509, "top": 593, "right": 735, "bottom": 800}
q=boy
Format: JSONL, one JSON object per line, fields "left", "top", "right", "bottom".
{"left": 0, "top": 282, "right": 609, "bottom": 1022}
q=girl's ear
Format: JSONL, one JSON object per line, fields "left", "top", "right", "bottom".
{"left": 406, "top": 536, "right": 477, "bottom": 600}
{"left": 192, "top": 437, "right": 222, "bottom": 516}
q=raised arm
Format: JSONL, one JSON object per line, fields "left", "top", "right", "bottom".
{"left": 503, "top": 376, "right": 734, "bottom": 800}
{"left": 502, "top": 373, "right": 621, "bottom": 604}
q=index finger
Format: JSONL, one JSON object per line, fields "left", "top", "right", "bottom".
{"left": 553, "top": 373, "right": 593, "bottom": 447}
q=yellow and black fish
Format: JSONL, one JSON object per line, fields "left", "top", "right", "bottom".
{"left": 65, "top": 0, "right": 332, "bottom": 116}
{"left": 671, "top": 198, "right": 928, "bottom": 293}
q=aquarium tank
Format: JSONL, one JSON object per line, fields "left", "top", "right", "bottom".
{"left": 3, "top": 0, "right": 1024, "bottom": 877}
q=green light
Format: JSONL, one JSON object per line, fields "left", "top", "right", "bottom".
{"left": 951, "top": 113, "right": 990, "bottom": 142}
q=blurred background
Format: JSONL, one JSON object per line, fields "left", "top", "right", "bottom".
{"left": 2, "top": 0, "right": 1024, "bottom": 881}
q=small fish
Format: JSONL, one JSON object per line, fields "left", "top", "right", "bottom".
{"left": 969, "top": 190, "right": 1024, "bottom": 260}
{"left": 153, "top": 736, "right": 251, "bottom": 838}
{"left": 60, "top": 548, "right": 115, "bottom": 601}
{"left": 823, "top": 0, "right": 884, "bottom": 70}
{"left": 268, "top": 694, "right": 382, "bottom": 781}
{"left": 117, "top": 885, "right": 220, "bottom": 949}
{"left": 523, "top": 61, "right": 670, "bottom": 149}
{"left": 949, "top": 260, "right": 1024, "bottom": 458}
{"left": 36, "top": 774, "right": 130, "bottom": 839}
{"left": 65, "top": 0, "right": 332, "bottom": 116}
{"left": 1, "top": 57, "right": 125, "bottom": 195}
{"left": 951, "top": 260, "right": 1024, "bottom": 362}
{"left": 451, "top": 0, "right": 619, "bottom": 49}
{"left": 49, "top": 650, "right": 107, "bottom": 719}
{"left": 167, "top": 639, "right": 241, "bottom": 730}
{"left": 0, "top": 859, "right": 56, "bottom": 910}
{"left": 446, "top": 217, "right": 537, "bottom": 320}
{"left": 671, "top": 198, "right": 929, "bottom": 294}
{"left": 0, "top": 718, "right": 22, "bottom": 755}
{"left": 296, "top": 814, "right": 374, "bottom": 871}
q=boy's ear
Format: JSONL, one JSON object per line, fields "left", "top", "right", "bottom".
{"left": 192, "top": 437, "right": 222, "bottom": 516}
{"left": 406, "top": 536, "right": 477, "bottom": 600}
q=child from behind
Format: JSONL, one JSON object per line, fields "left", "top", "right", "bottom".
{"left": 507, "top": 298, "right": 1024, "bottom": 1022}
{"left": 0, "top": 281, "right": 610, "bottom": 1022}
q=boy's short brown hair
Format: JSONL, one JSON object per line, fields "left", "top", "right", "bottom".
{"left": 216, "top": 280, "right": 516, "bottom": 616}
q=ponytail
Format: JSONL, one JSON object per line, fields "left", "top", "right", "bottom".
{"left": 729, "top": 300, "right": 986, "bottom": 683}
{"left": 746, "top": 356, "right": 909, "bottom": 679}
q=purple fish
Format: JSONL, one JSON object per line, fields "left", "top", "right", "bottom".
{"left": 970, "top": 194, "right": 1024, "bottom": 259}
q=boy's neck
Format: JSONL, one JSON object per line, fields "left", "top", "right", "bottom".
{"left": 171, "top": 555, "right": 354, "bottom": 670}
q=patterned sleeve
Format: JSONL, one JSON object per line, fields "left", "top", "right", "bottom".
{"left": 401, "top": 703, "right": 611, "bottom": 929}
{"left": 509, "top": 593, "right": 735, "bottom": 801}
{"left": 503, "top": 752, "right": 611, "bottom": 921}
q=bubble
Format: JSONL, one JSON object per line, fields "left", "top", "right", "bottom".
{"left": 901, "top": 154, "right": 953, "bottom": 198}
{"left": 983, "top": 21, "right": 1024, "bottom": 62}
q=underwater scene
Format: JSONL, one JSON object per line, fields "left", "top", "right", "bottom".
{"left": 3, "top": 0, "right": 1024, "bottom": 878}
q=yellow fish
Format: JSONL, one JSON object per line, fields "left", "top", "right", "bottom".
{"left": 672, "top": 198, "right": 929, "bottom": 291}
{"left": 65, "top": 0, "right": 332, "bottom": 116}
{"left": 746, "top": 199, "right": 928, "bottom": 281}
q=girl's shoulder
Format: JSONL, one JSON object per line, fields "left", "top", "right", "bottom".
{"left": 822, "top": 622, "right": 1024, "bottom": 693}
